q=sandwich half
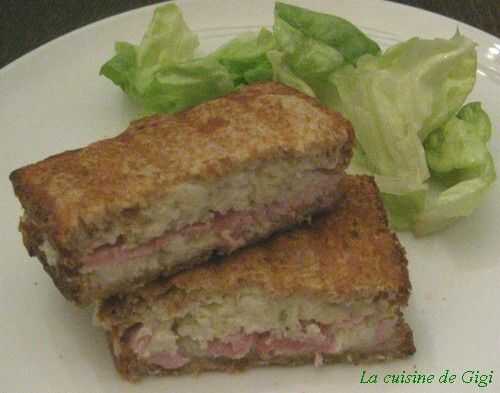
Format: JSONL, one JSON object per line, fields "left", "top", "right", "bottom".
{"left": 96, "top": 176, "right": 415, "bottom": 381}
{"left": 9, "top": 82, "right": 354, "bottom": 305}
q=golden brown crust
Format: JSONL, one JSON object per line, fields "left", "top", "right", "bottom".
{"left": 100, "top": 175, "right": 410, "bottom": 322}
{"left": 10, "top": 82, "right": 354, "bottom": 254}
{"left": 109, "top": 321, "right": 415, "bottom": 381}
{"left": 18, "top": 216, "right": 87, "bottom": 303}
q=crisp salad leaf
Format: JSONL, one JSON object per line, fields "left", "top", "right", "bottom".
{"left": 381, "top": 102, "right": 495, "bottom": 234}
{"left": 334, "top": 32, "right": 494, "bottom": 235}
{"left": 100, "top": 4, "right": 234, "bottom": 113}
{"left": 382, "top": 190, "right": 427, "bottom": 231}
{"left": 137, "top": 57, "right": 235, "bottom": 114}
{"left": 213, "top": 28, "right": 275, "bottom": 85}
{"left": 100, "top": 41, "right": 139, "bottom": 97}
{"left": 135, "top": 3, "right": 198, "bottom": 69}
{"left": 274, "top": 2, "right": 380, "bottom": 64}
{"left": 273, "top": 15, "right": 343, "bottom": 102}
{"left": 336, "top": 33, "right": 477, "bottom": 193}
{"left": 269, "top": 2, "right": 379, "bottom": 102}
{"left": 267, "top": 50, "right": 316, "bottom": 97}
{"left": 426, "top": 102, "right": 492, "bottom": 175}
{"left": 414, "top": 103, "right": 496, "bottom": 235}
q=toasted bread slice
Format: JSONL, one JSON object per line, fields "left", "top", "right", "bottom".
{"left": 97, "top": 176, "right": 415, "bottom": 381}
{"left": 10, "top": 82, "right": 354, "bottom": 305}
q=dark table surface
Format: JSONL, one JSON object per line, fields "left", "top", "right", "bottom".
{"left": 2, "top": 0, "right": 499, "bottom": 69}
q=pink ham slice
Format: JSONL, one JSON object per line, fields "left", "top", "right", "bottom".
{"left": 81, "top": 222, "right": 210, "bottom": 267}
{"left": 255, "top": 332, "right": 337, "bottom": 358}
{"left": 207, "top": 330, "right": 338, "bottom": 361}
{"left": 82, "top": 237, "right": 169, "bottom": 267}
{"left": 81, "top": 172, "right": 341, "bottom": 269}
{"left": 206, "top": 333, "right": 256, "bottom": 359}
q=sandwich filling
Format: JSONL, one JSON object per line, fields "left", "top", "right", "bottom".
{"left": 81, "top": 170, "right": 341, "bottom": 271}
{"left": 107, "top": 289, "right": 401, "bottom": 370}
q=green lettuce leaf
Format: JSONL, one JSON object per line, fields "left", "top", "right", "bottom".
{"left": 270, "top": 2, "right": 379, "bottom": 103}
{"left": 426, "top": 102, "right": 492, "bottom": 175}
{"left": 382, "top": 190, "right": 427, "bottom": 231}
{"left": 100, "top": 4, "right": 234, "bottom": 113}
{"left": 100, "top": 42, "right": 140, "bottom": 97}
{"left": 273, "top": 15, "right": 344, "bottom": 103}
{"left": 267, "top": 50, "right": 316, "bottom": 97}
{"left": 334, "top": 33, "right": 494, "bottom": 235}
{"left": 414, "top": 102, "right": 496, "bottom": 235}
{"left": 336, "top": 33, "right": 477, "bottom": 193}
{"left": 414, "top": 154, "right": 495, "bottom": 235}
{"left": 213, "top": 28, "right": 275, "bottom": 85}
{"left": 274, "top": 2, "right": 380, "bottom": 64}
{"left": 100, "top": 2, "right": 381, "bottom": 114}
{"left": 135, "top": 4, "right": 198, "bottom": 69}
{"left": 138, "top": 57, "right": 235, "bottom": 114}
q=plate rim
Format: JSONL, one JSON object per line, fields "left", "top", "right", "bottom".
{"left": 1, "top": 1, "right": 499, "bottom": 391}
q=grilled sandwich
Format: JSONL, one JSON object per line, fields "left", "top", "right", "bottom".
{"left": 9, "top": 82, "right": 354, "bottom": 305}
{"left": 96, "top": 176, "right": 415, "bottom": 381}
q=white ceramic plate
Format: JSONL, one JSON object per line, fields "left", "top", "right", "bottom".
{"left": 1, "top": 1, "right": 499, "bottom": 392}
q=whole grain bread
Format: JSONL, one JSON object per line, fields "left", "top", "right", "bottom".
{"left": 10, "top": 82, "right": 354, "bottom": 305}
{"left": 10, "top": 82, "right": 353, "bottom": 255}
